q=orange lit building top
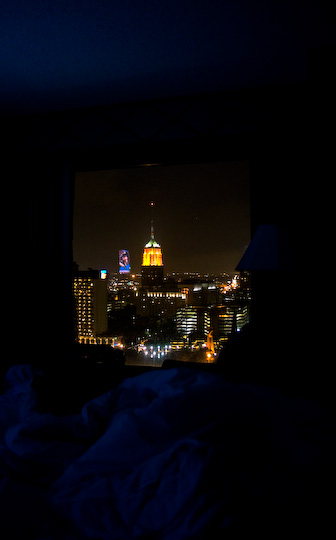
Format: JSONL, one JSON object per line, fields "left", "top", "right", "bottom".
{"left": 142, "top": 202, "right": 163, "bottom": 267}
{"left": 142, "top": 244, "right": 163, "bottom": 266}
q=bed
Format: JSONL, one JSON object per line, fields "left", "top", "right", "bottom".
{"left": 0, "top": 364, "right": 334, "bottom": 539}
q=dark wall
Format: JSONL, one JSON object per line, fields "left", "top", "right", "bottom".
{"left": 4, "top": 152, "right": 74, "bottom": 372}
{"left": 2, "top": 46, "right": 334, "bottom": 386}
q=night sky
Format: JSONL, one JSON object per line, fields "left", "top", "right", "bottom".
{"left": 73, "top": 161, "right": 250, "bottom": 275}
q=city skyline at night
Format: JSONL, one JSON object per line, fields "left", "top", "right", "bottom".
{"left": 73, "top": 160, "right": 250, "bottom": 275}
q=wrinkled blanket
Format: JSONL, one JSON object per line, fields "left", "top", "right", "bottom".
{"left": 0, "top": 365, "right": 334, "bottom": 539}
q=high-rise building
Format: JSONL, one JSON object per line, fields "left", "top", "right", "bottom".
{"left": 176, "top": 306, "right": 210, "bottom": 339}
{"left": 135, "top": 289, "right": 187, "bottom": 318}
{"left": 211, "top": 304, "right": 250, "bottom": 343}
{"left": 73, "top": 266, "right": 108, "bottom": 340}
{"left": 142, "top": 202, "right": 164, "bottom": 287}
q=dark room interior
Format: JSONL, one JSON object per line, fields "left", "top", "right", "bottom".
{"left": 1, "top": 1, "right": 335, "bottom": 538}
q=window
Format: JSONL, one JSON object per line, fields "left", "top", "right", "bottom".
{"left": 73, "top": 160, "right": 250, "bottom": 365}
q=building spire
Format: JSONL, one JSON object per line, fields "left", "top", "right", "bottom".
{"left": 142, "top": 201, "right": 164, "bottom": 284}
{"left": 150, "top": 201, "right": 155, "bottom": 240}
{"left": 143, "top": 201, "right": 163, "bottom": 267}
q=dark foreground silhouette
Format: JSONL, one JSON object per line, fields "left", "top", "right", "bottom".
{"left": 0, "top": 352, "right": 335, "bottom": 539}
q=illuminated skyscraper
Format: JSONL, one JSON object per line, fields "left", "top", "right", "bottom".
{"left": 73, "top": 266, "right": 108, "bottom": 340}
{"left": 176, "top": 306, "right": 210, "bottom": 338}
{"left": 142, "top": 202, "right": 164, "bottom": 287}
